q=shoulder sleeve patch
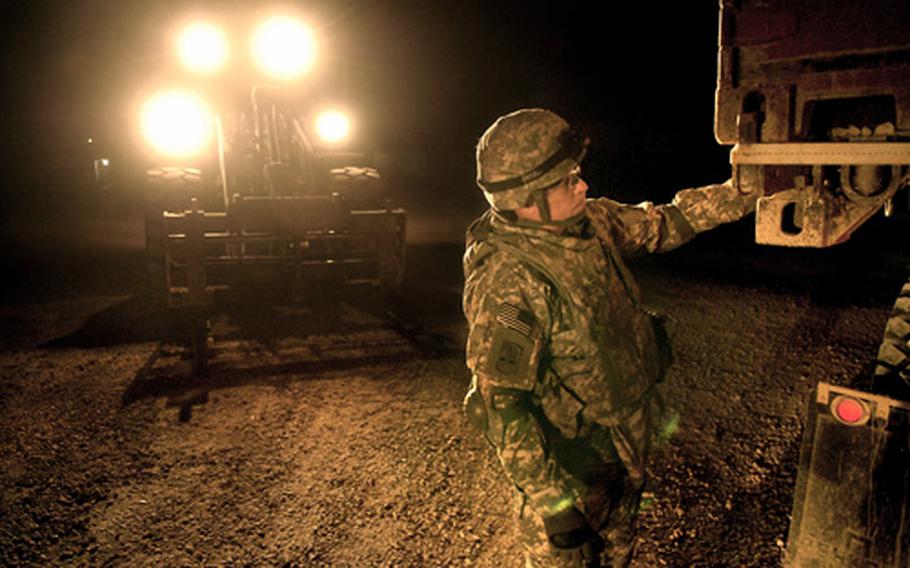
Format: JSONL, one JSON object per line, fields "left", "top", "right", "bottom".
{"left": 484, "top": 303, "right": 541, "bottom": 380}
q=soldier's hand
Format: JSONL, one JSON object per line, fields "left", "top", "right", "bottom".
{"left": 727, "top": 176, "right": 759, "bottom": 213}
{"left": 673, "top": 179, "right": 758, "bottom": 233}
{"left": 740, "top": 189, "right": 759, "bottom": 216}
{"left": 544, "top": 507, "right": 604, "bottom": 567}
{"left": 552, "top": 540, "right": 603, "bottom": 567}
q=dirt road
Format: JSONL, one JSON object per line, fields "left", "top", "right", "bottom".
{"left": 0, "top": 232, "right": 903, "bottom": 567}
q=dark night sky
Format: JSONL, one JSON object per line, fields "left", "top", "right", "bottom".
{"left": 0, "top": 1, "right": 726, "bottom": 242}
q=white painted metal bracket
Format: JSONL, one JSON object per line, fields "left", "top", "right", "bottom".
{"left": 732, "top": 142, "right": 910, "bottom": 165}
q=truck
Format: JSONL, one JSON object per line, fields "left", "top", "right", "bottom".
{"left": 715, "top": 0, "right": 910, "bottom": 565}
{"left": 97, "top": 15, "right": 407, "bottom": 375}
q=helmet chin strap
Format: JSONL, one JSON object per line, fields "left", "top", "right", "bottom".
{"left": 533, "top": 191, "right": 586, "bottom": 227}
{"left": 504, "top": 191, "right": 586, "bottom": 230}
{"left": 534, "top": 191, "right": 553, "bottom": 223}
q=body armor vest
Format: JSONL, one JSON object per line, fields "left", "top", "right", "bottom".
{"left": 466, "top": 211, "right": 665, "bottom": 439}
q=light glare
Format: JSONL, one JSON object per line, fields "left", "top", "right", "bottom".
{"left": 315, "top": 111, "right": 351, "bottom": 143}
{"left": 140, "top": 90, "right": 213, "bottom": 157}
{"left": 251, "top": 16, "right": 316, "bottom": 79}
{"left": 177, "top": 22, "right": 229, "bottom": 74}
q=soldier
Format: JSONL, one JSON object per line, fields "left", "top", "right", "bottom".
{"left": 462, "top": 108, "right": 756, "bottom": 567}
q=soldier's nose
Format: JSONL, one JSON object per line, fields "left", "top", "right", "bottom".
{"left": 576, "top": 178, "right": 589, "bottom": 194}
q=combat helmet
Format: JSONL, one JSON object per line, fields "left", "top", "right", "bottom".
{"left": 475, "top": 108, "right": 589, "bottom": 223}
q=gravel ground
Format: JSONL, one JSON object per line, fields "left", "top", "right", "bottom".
{"left": 0, "top": 232, "right": 903, "bottom": 567}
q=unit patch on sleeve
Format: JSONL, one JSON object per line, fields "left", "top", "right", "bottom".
{"left": 484, "top": 303, "right": 540, "bottom": 380}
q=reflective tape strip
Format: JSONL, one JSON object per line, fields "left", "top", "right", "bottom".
{"left": 731, "top": 142, "right": 910, "bottom": 165}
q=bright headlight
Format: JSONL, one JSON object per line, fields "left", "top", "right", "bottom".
{"left": 315, "top": 110, "right": 351, "bottom": 143}
{"left": 176, "top": 22, "right": 229, "bottom": 74}
{"left": 140, "top": 90, "right": 213, "bottom": 157}
{"left": 250, "top": 16, "right": 316, "bottom": 80}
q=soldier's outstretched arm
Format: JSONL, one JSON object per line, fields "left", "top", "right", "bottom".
{"left": 586, "top": 180, "right": 756, "bottom": 257}
{"left": 671, "top": 179, "right": 757, "bottom": 234}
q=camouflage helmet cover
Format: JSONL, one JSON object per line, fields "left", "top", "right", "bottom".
{"left": 475, "top": 108, "right": 588, "bottom": 211}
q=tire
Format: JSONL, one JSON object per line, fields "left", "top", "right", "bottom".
{"left": 873, "top": 278, "right": 910, "bottom": 397}
{"left": 329, "top": 166, "right": 386, "bottom": 210}
{"left": 144, "top": 167, "right": 203, "bottom": 305}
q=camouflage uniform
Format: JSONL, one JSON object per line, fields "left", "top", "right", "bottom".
{"left": 463, "top": 184, "right": 755, "bottom": 567}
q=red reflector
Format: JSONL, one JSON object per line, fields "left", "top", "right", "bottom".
{"left": 834, "top": 397, "right": 865, "bottom": 423}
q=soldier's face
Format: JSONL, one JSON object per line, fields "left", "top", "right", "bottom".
{"left": 545, "top": 166, "right": 588, "bottom": 221}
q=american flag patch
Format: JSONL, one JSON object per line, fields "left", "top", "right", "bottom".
{"left": 496, "top": 303, "right": 538, "bottom": 339}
